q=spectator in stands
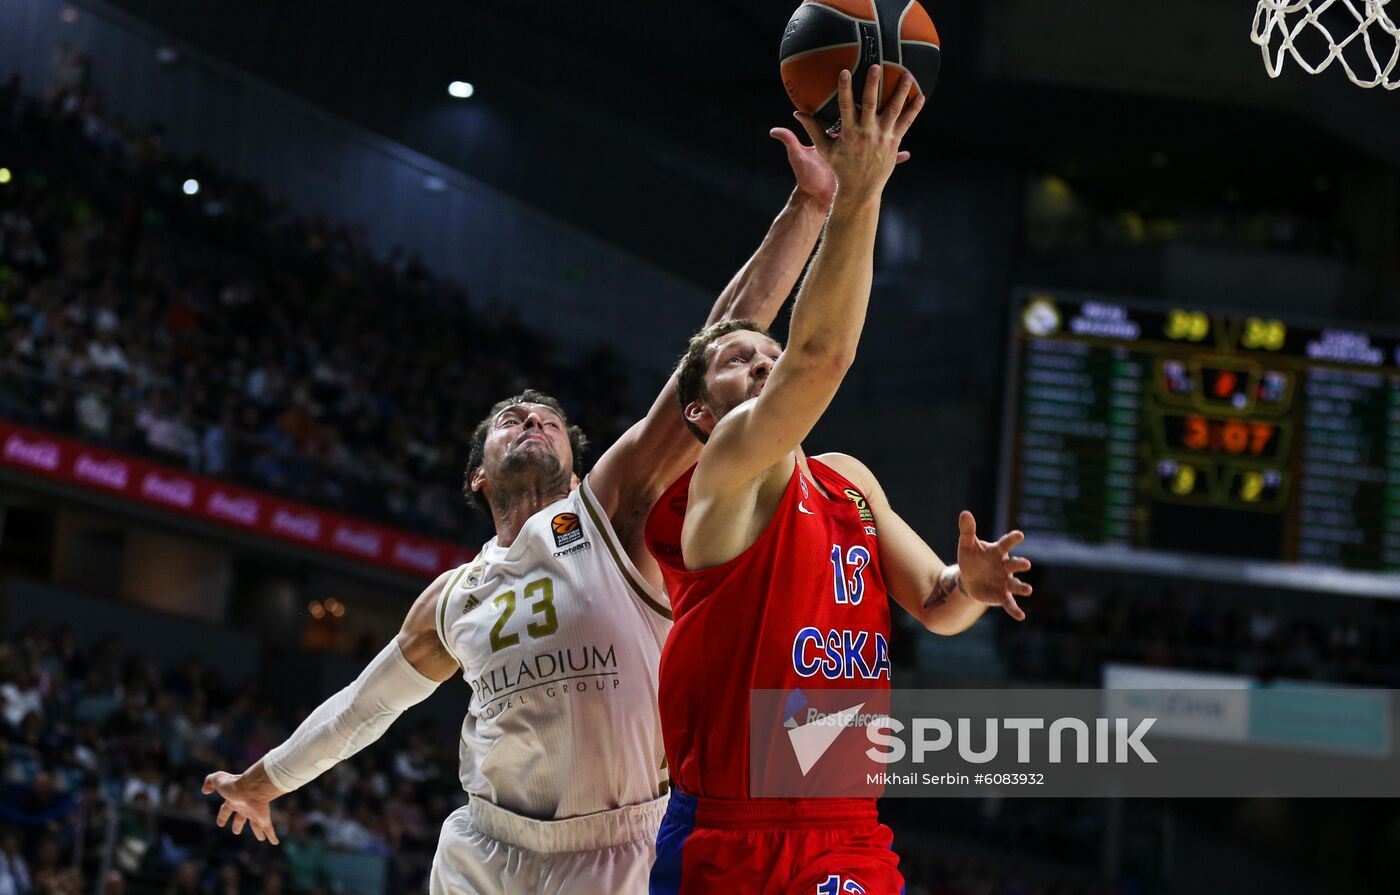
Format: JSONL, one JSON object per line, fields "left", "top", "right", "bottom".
{"left": 164, "top": 860, "right": 201, "bottom": 895}
{"left": 200, "top": 406, "right": 233, "bottom": 476}
{"left": 86, "top": 331, "right": 128, "bottom": 375}
{"left": 25, "top": 841, "right": 73, "bottom": 895}
{"left": 122, "top": 761, "right": 163, "bottom": 808}
{"left": 0, "top": 832, "right": 30, "bottom": 895}
{"left": 281, "top": 815, "right": 330, "bottom": 892}
{"left": 73, "top": 378, "right": 112, "bottom": 440}
{"left": 390, "top": 730, "right": 436, "bottom": 784}
{"left": 0, "top": 673, "right": 41, "bottom": 732}
{"left": 134, "top": 394, "right": 196, "bottom": 464}
{"left": 382, "top": 780, "right": 430, "bottom": 852}
{"left": 71, "top": 672, "right": 119, "bottom": 727}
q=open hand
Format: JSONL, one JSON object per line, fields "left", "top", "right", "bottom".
{"left": 770, "top": 126, "right": 838, "bottom": 207}
{"left": 203, "top": 768, "right": 282, "bottom": 845}
{"left": 956, "top": 511, "right": 1032, "bottom": 621}
{"left": 771, "top": 120, "right": 911, "bottom": 208}
{"left": 791, "top": 65, "right": 924, "bottom": 198}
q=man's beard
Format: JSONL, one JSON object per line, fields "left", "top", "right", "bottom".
{"left": 491, "top": 449, "right": 571, "bottom": 508}
{"left": 710, "top": 380, "right": 762, "bottom": 423}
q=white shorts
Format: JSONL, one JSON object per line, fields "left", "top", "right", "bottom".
{"left": 429, "top": 796, "right": 668, "bottom": 895}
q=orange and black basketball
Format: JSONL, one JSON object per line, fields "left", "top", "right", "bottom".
{"left": 551, "top": 513, "right": 580, "bottom": 535}
{"left": 780, "top": 0, "right": 941, "bottom": 127}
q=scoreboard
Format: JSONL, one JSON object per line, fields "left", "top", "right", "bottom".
{"left": 998, "top": 292, "right": 1400, "bottom": 597}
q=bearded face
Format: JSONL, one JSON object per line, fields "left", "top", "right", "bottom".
{"left": 684, "top": 330, "right": 784, "bottom": 438}
{"left": 470, "top": 403, "right": 575, "bottom": 510}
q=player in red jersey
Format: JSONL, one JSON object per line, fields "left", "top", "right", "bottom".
{"left": 644, "top": 67, "right": 1033, "bottom": 895}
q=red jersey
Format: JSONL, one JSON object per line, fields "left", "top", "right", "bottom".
{"left": 646, "top": 457, "right": 893, "bottom": 800}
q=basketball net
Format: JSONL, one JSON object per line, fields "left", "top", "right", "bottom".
{"left": 1252, "top": 0, "right": 1400, "bottom": 88}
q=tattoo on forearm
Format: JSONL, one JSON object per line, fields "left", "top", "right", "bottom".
{"left": 924, "top": 572, "right": 956, "bottom": 610}
{"left": 925, "top": 568, "right": 969, "bottom": 611}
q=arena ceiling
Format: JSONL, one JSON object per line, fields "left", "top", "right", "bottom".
{"left": 86, "top": 0, "right": 1391, "bottom": 283}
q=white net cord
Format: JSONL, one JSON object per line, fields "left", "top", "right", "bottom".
{"left": 1252, "top": 0, "right": 1400, "bottom": 88}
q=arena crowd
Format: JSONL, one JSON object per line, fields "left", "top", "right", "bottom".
{"left": 0, "top": 66, "right": 631, "bottom": 546}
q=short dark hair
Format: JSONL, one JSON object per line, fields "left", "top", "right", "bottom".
{"left": 674, "top": 319, "right": 773, "bottom": 443}
{"left": 463, "top": 389, "right": 588, "bottom": 515}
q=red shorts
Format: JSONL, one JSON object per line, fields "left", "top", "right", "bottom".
{"left": 650, "top": 792, "right": 904, "bottom": 895}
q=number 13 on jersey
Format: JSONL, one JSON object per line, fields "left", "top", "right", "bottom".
{"left": 792, "top": 544, "right": 891, "bottom": 681}
{"left": 830, "top": 545, "right": 871, "bottom": 605}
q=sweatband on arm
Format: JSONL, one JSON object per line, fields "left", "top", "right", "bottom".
{"left": 262, "top": 640, "right": 441, "bottom": 793}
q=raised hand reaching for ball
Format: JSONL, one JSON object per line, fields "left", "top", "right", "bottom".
{"left": 791, "top": 66, "right": 923, "bottom": 198}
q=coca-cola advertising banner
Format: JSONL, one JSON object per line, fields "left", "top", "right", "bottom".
{"left": 0, "top": 421, "right": 474, "bottom": 578}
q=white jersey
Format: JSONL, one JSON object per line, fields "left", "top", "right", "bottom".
{"left": 434, "top": 475, "right": 672, "bottom": 820}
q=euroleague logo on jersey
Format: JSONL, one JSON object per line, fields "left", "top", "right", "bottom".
{"left": 844, "top": 489, "right": 875, "bottom": 524}
{"left": 551, "top": 513, "right": 583, "bottom": 548}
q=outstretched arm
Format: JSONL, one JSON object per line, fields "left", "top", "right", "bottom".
{"left": 819, "top": 454, "right": 1032, "bottom": 635}
{"left": 706, "top": 129, "right": 839, "bottom": 330}
{"left": 587, "top": 129, "right": 838, "bottom": 519}
{"left": 694, "top": 68, "right": 923, "bottom": 495}
{"left": 201, "top": 569, "right": 459, "bottom": 844}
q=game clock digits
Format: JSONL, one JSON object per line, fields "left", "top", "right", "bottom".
{"left": 999, "top": 292, "right": 1400, "bottom": 593}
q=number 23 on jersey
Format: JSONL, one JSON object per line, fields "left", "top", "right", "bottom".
{"left": 489, "top": 577, "right": 558, "bottom": 652}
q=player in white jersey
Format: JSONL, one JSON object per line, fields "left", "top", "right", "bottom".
{"left": 199, "top": 129, "right": 868, "bottom": 893}
{"left": 436, "top": 471, "right": 672, "bottom": 817}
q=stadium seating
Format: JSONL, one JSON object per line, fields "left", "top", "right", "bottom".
{"left": 0, "top": 71, "right": 630, "bottom": 547}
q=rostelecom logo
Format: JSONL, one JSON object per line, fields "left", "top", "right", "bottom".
{"left": 782, "top": 690, "right": 869, "bottom": 776}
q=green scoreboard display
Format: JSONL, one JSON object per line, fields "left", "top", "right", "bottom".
{"left": 999, "top": 291, "right": 1400, "bottom": 597}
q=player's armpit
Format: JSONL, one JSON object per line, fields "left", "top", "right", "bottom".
{"left": 398, "top": 568, "right": 463, "bottom": 681}
{"left": 587, "top": 404, "right": 698, "bottom": 523}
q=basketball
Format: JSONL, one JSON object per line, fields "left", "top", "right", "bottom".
{"left": 780, "top": 0, "right": 941, "bottom": 127}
